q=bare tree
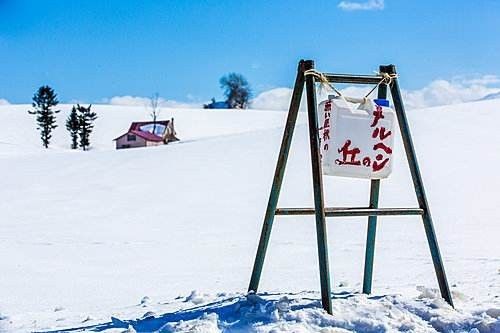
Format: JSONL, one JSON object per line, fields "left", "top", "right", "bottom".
{"left": 149, "top": 93, "right": 161, "bottom": 134}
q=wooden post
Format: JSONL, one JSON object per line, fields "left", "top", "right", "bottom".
{"left": 304, "top": 60, "right": 333, "bottom": 314}
{"left": 389, "top": 65, "right": 454, "bottom": 307}
{"left": 248, "top": 60, "right": 306, "bottom": 293}
{"left": 248, "top": 61, "right": 453, "bottom": 313}
{"left": 362, "top": 67, "right": 388, "bottom": 294}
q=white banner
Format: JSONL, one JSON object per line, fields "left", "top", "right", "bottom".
{"left": 317, "top": 97, "right": 395, "bottom": 179}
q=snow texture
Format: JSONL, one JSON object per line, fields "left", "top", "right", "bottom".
{"left": 29, "top": 291, "right": 500, "bottom": 332}
{"left": 0, "top": 100, "right": 499, "bottom": 332}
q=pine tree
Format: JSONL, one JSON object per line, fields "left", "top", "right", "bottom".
{"left": 66, "top": 106, "right": 79, "bottom": 149}
{"left": 28, "top": 86, "right": 60, "bottom": 148}
{"left": 76, "top": 104, "right": 97, "bottom": 151}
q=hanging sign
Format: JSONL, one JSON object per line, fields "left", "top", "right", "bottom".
{"left": 318, "top": 97, "right": 395, "bottom": 179}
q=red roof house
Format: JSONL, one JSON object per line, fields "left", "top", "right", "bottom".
{"left": 114, "top": 119, "right": 179, "bottom": 149}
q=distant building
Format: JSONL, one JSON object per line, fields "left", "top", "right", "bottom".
{"left": 114, "top": 119, "right": 179, "bottom": 149}
{"left": 204, "top": 98, "right": 230, "bottom": 109}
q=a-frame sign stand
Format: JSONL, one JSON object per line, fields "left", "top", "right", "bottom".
{"left": 248, "top": 60, "right": 453, "bottom": 314}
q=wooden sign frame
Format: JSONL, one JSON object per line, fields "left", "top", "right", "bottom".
{"left": 247, "top": 60, "right": 453, "bottom": 314}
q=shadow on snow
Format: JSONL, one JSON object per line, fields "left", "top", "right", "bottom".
{"left": 39, "top": 292, "right": 366, "bottom": 333}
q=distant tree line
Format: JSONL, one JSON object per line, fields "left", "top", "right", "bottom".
{"left": 28, "top": 85, "right": 97, "bottom": 150}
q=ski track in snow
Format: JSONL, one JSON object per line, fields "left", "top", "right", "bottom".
{"left": 0, "top": 101, "right": 499, "bottom": 332}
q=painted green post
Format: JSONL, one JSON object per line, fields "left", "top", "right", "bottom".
{"left": 248, "top": 60, "right": 452, "bottom": 312}
{"left": 304, "top": 60, "right": 333, "bottom": 314}
{"left": 362, "top": 68, "right": 388, "bottom": 294}
{"left": 248, "top": 60, "right": 306, "bottom": 293}
{"left": 389, "top": 65, "right": 454, "bottom": 307}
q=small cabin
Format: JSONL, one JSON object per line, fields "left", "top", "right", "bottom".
{"left": 114, "top": 119, "right": 179, "bottom": 150}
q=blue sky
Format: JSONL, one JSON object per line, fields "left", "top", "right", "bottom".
{"left": 1, "top": 0, "right": 499, "bottom": 104}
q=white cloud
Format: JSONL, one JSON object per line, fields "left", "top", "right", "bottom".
{"left": 107, "top": 95, "right": 200, "bottom": 109}
{"left": 338, "top": 0, "right": 384, "bottom": 11}
{"left": 402, "top": 76, "right": 500, "bottom": 109}
{"left": 454, "top": 74, "right": 500, "bottom": 86}
{"left": 250, "top": 88, "right": 294, "bottom": 111}
{"left": 249, "top": 74, "right": 500, "bottom": 111}
{"left": 0, "top": 98, "right": 10, "bottom": 105}
{"left": 251, "top": 63, "right": 261, "bottom": 70}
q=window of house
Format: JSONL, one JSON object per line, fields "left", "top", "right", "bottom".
{"left": 127, "top": 134, "right": 136, "bottom": 141}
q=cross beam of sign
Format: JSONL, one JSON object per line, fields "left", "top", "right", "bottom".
{"left": 247, "top": 60, "right": 453, "bottom": 314}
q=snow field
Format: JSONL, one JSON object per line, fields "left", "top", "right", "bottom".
{"left": 0, "top": 99, "right": 498, "bottom": 332}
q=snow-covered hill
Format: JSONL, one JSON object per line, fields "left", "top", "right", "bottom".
{"left": 0, "top": 100, "right": 499, "bottom": 332}
{"left": 480, "top": 92, "right": 500, "bottom": 101}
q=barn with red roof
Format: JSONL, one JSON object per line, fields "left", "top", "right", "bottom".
{"left": 114, "top": 119, "right": 179, "bottom": 149}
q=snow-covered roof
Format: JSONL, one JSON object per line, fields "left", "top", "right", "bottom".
{"left": 114, "top": 120, "right": 172, "bottom": 142}
{"left": 128, "top": 129, "right": 163, "bottom": 142}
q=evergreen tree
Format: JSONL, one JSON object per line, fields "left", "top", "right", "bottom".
{"left": 76, "top": 104, "right": 97, "bottom": 151}
{"left": 66, "top": 106, "right": 79, "bottom": 149}
{"left": 219, "top": 73, "right": 251, "bottom": 109}
{"left": 28, "top": 86, "right": 60, "bottom": 148}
